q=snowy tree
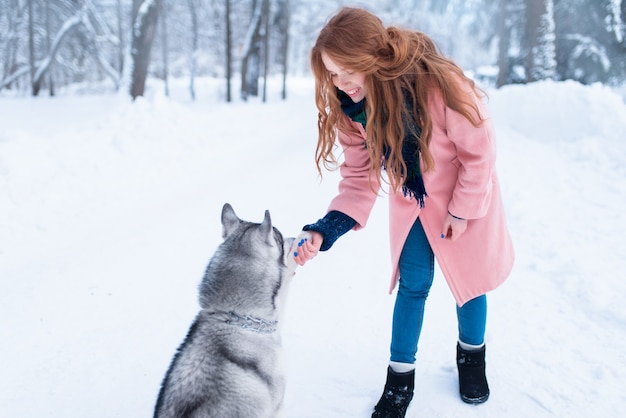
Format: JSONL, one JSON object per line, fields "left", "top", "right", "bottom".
{"left": 618, "top": 0, "right": 626, "bottom": 78}
{"left": 225, "top": 0, "right": 233, "bottom": 102}
{"left": 15, "top": 1, "right": 121, "bottom": 96}
{"left": 275, "top": 0, "right": 290, "bottom": 100}
{"left": 554, "top": 0, "right": 623, "bottom": 84}
{"left": 27, "top": 0, "right": 36, "bottom": 94}
{"left": 240, "top": 0, "right": 265, "bottom": 100}
{"left": 159, "top": 0, "right": 169, "bottom": 96}
{"left": 116, "top": 0, "right": 126, "bottom": 75}
{"left": 187, "top": 0, "right": 199, "bottom": 100}
{"left": 0, "top": 1, "right": 25, "bottom": 90}
{"left": 130, "top": 0, "right": 162, "bottom": 99}
{"left": 1, "top": 0, "right": 124, "bottom": 94}
{"left": 526, "top": 0, "right": 557, "bottom": 81}
{"left": 497, "top": 0, "right": 527, "bottom": 86}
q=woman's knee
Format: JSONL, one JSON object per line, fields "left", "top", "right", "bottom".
{"left": 397, "top": 269, "right": 433, "bottom": 298}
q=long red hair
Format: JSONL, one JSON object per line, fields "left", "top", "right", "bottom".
{"left": 311, "top": 7, "right": 485, "bottom": 191}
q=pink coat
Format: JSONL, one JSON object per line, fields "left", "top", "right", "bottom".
{"left": 326, "top": 86, "right": 514, "bottom": 306}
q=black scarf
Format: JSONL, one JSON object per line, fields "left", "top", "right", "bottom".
{"left": 338, "top": 90, "right": 427, "bottom": 207}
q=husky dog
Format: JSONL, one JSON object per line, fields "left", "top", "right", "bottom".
{"left": 154, "top": 203, "right": 300, "bottom": 418}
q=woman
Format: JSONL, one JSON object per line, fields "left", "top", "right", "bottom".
{"left": 294, "top": 7, "right": 514, "bottom": 418}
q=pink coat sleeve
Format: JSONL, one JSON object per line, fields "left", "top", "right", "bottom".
{"left": 326, "top": 116, "right": 380, "bottom": 230}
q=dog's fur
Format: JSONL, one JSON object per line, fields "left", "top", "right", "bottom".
{"left": 154, "top": 203, "right": 298, "bottom": 418}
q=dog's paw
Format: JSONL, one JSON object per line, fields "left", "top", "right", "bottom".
{"left": 286, "top": 231, "right": 312, "bottom": 271}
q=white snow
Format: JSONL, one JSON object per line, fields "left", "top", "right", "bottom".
{"left": 1, "top": 77, "right": 625, "bottom": 417}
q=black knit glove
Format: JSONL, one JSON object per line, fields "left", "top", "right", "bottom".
{"left": 302, "top": 211, "right": 357, "bottom": 251}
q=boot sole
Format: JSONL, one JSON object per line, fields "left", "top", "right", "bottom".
{"left": 460, "top": 393, "right": 489, "bottom": 405}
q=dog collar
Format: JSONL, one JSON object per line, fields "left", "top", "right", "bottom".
{"left": 206, "top": 310, "right": 278, "bottom": 334}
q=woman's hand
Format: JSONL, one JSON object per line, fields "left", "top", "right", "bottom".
{"left": 441, "top": 213, "right": 468, "bottom": 242}
{"left": 293, "top": 231, "right": 324, "bottom": 266}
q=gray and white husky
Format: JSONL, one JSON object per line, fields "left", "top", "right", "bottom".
{"left": 154, "top": 203, "right": 300, "bottom": 418}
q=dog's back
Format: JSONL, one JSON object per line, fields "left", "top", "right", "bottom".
{"left": 154, "top": 204, "right": 296, "bottom": 418}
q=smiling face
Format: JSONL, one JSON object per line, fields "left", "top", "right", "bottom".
{"left": 321, "top": 52, "right": 367, "bottom": 103}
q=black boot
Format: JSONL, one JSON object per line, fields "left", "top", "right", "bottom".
{"left": 372, "top": 366, "right": 414, "bottom": 418}
{"left": 456, "top": 343, "right": 489, "bottom": 404}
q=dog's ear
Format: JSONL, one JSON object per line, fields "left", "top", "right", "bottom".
{"left": 259, "top": 209, "right": 273, "bottom": 242}
{"left": 221, "top": 203, "right": 241, "bottom": 239}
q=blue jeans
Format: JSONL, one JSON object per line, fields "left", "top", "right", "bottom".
{"left": 390, "top": 218, "right": 487, "bottom": 364}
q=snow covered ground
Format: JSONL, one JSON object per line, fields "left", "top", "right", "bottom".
{"left": 1, "top": 77, "right": 625, "bottom": 417}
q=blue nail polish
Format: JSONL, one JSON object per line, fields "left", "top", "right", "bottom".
{"left": 293, "top": 252, "right": 298, "bottom": 257}
{"left": 441, "top": 233, "right": 445, "bottom": 239}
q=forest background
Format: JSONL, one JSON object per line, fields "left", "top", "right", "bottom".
{"left": 1, "top": 0, "right": 625, "bottom": 100}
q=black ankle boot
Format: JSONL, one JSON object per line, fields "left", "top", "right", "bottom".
{"left": 372, "top": 366, "right": 414, "bottom": 418}
{"left": 456, "top": 343, "right": 489, "bottom": 404}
